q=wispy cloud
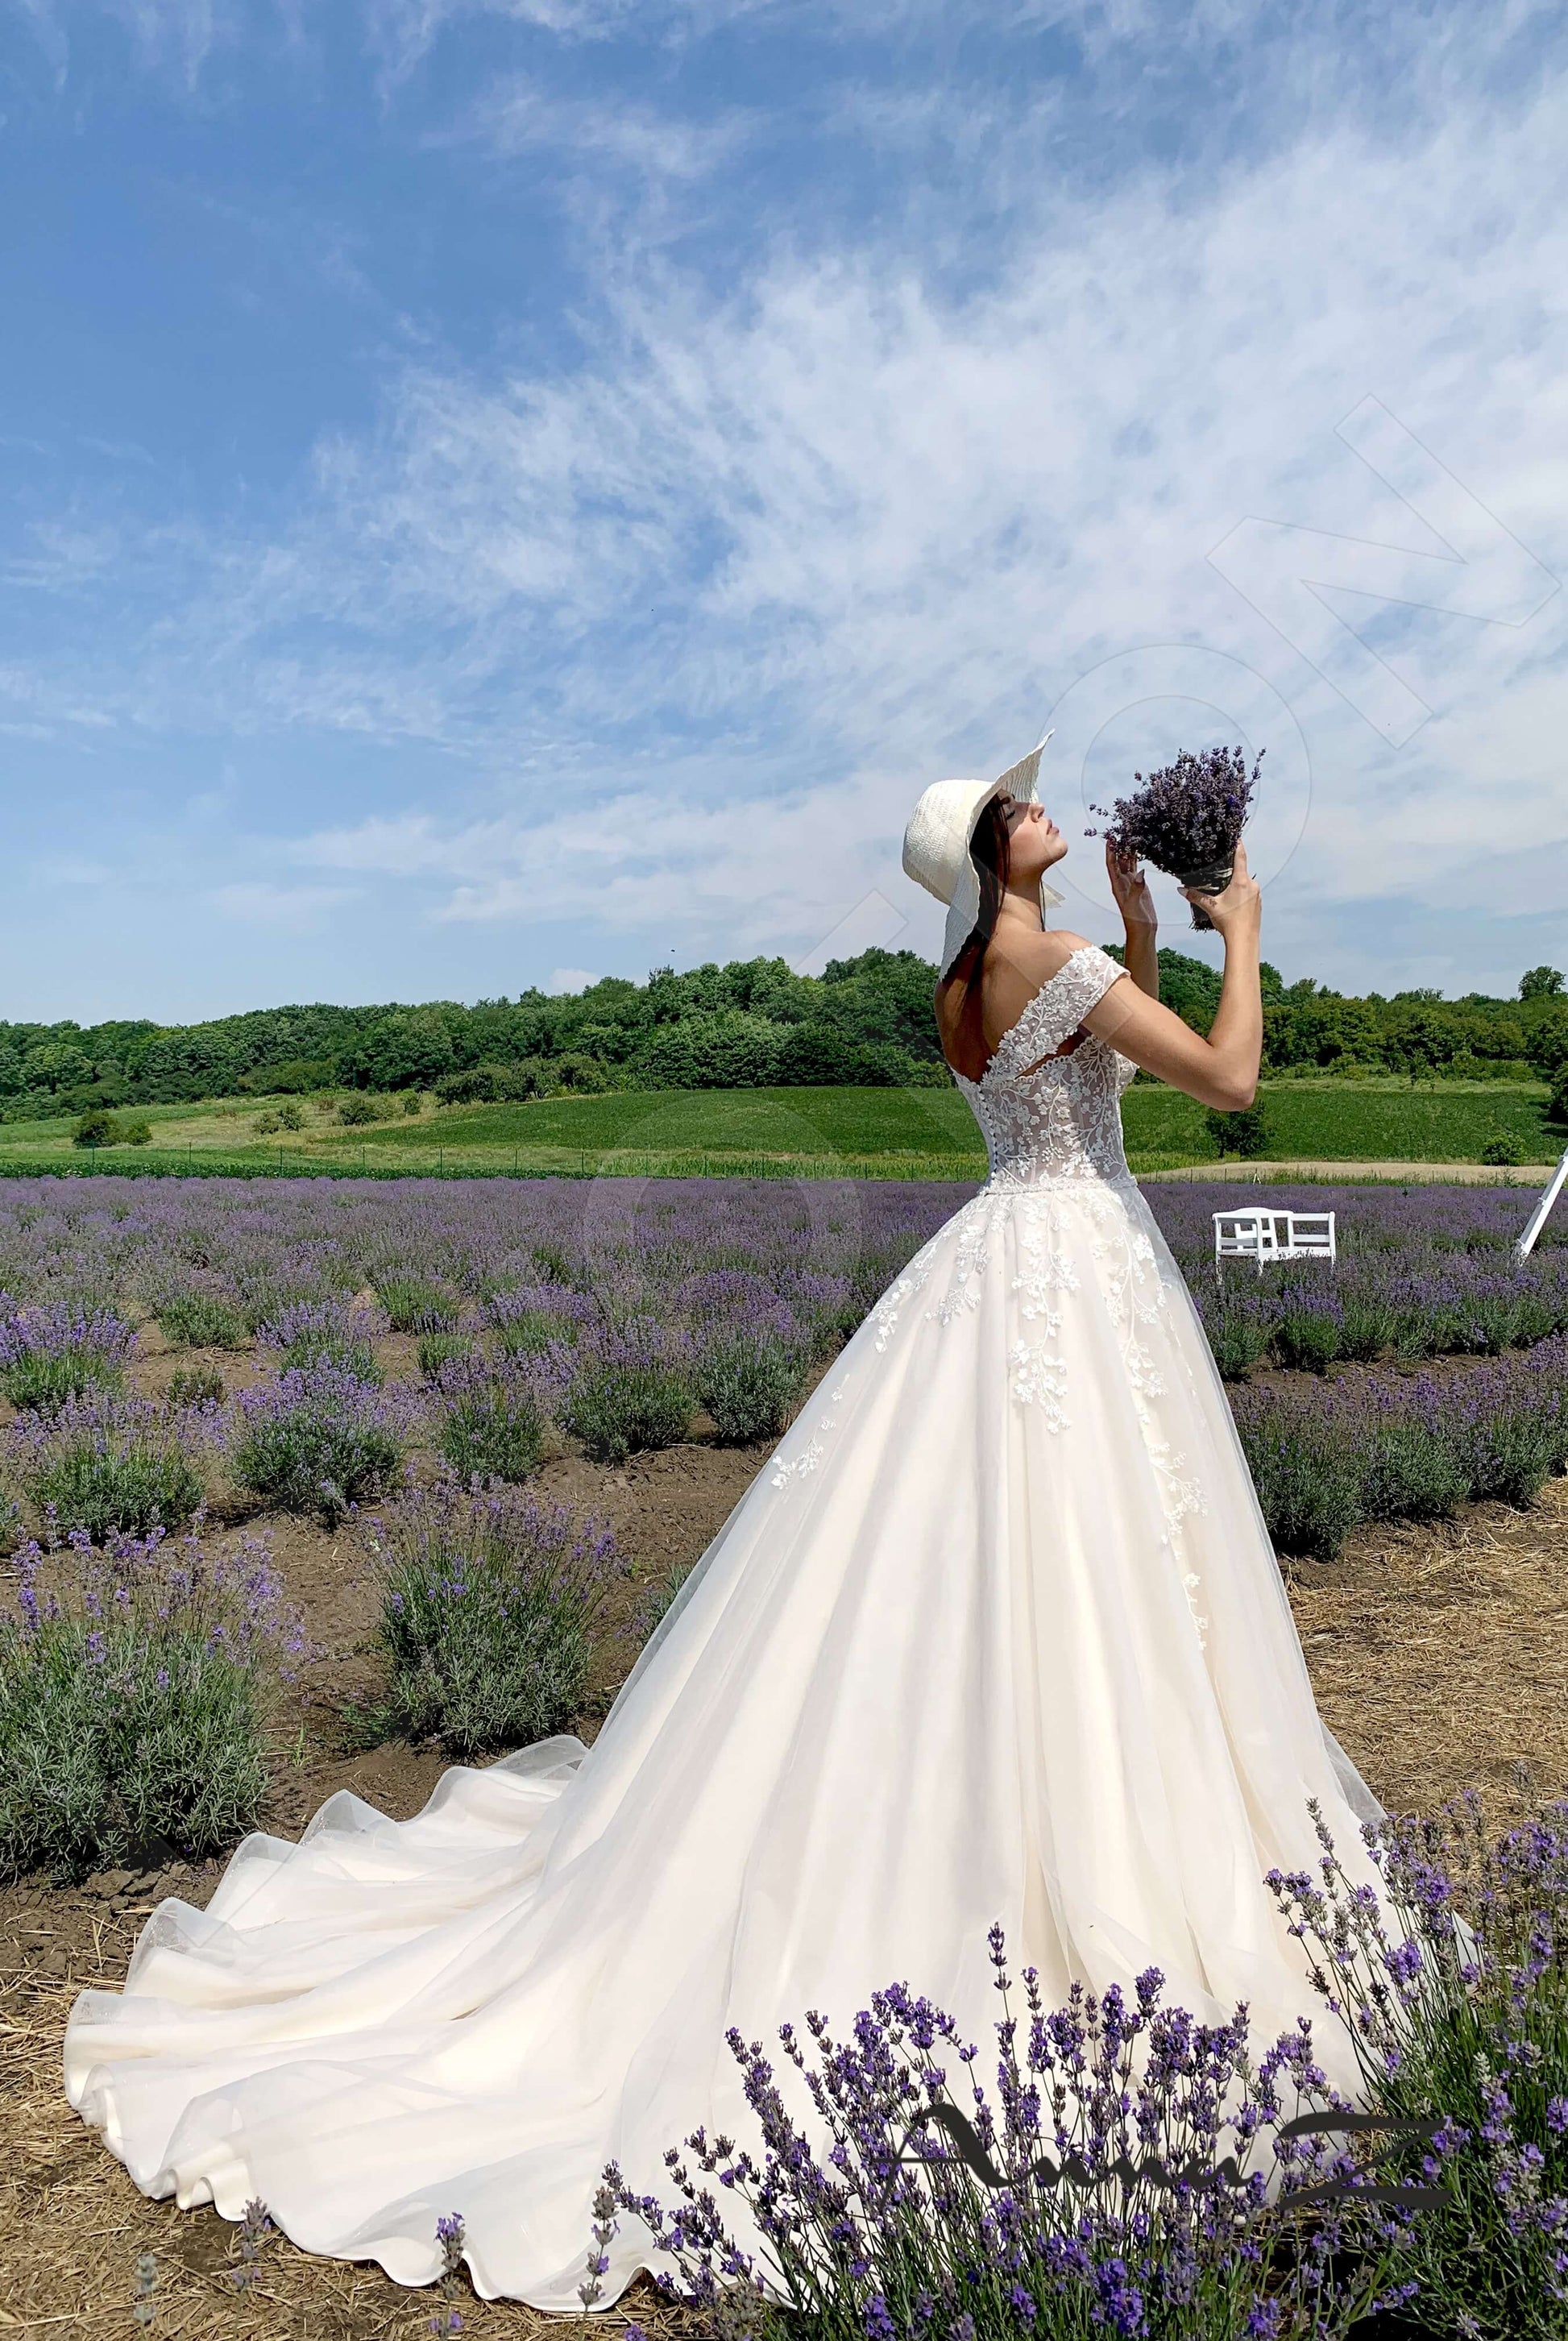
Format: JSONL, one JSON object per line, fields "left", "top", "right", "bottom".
{"left": 456, "top": 73, "right": 749, "bottom": 179}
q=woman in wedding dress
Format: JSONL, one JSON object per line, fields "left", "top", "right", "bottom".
{"left": 64, "top": 742, "right": 1388, "bottom": 2310}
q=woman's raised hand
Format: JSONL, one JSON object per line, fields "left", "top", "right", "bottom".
{"left": 1105, "top": 843, "right": 1156, "bottom": 929}
{"left": 1185, "top": 842, "right": 1260, "bottom": 944}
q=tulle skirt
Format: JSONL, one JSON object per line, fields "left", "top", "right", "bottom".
{"left": 64, "top": 1172, "right": 1385, "bottom": 2307}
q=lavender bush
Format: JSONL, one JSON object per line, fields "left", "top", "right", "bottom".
{"left": 4, "top": 1390, "right": 212, "bottom": 1540}
{"left": 227, "top": 1362, "right": 417, "bottom": 1524}
{"left": 256, "top": 1295, "right": 385, "bottom": 1385}
{"left": 694, "top": 1327, "right": 803, "bottom": 1446}
{"left": 563, "top": 1321, "right": 696, "bottom": 1463}
{"left": 1271, "top": 1793, "right": 1568, "bottom": 2339}
{"left": 158, "top": 1289, "right": 248, "bottom": 1350}
{"left": 431, "top": 1352, "right": 545, "bottom": 1484}
{"left": 359, "top": 1480, "right": 619, "bottom": 1755}
{"left": 0, "top": 1519, "right": 299, "bottom": 1877}
{"left": 376, "top": 1276, "right": 459, "bottom": 1334}
{"left": 1233, "top": 1341, "right": 1568, "bottom": 1559}
{"left": 583, "top": 1923, "right": 1414, "bottom": 2340}
{"left": 0, "top": 1297, "right": 137, "bottom": 1413}
{"left": 417, "top": 1330, "right": 473, "bottom": 1381}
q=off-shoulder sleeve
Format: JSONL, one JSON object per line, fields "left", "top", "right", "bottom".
{"left": 1027, "top": 943, "right": 1130, "bottom": 1055}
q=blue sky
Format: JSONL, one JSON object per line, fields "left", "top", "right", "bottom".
{"left": 2, "top": 0, "right": 1566, "bottom": 1022}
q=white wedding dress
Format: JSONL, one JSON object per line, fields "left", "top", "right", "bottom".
{"left": 65, "top": 945, "right": 1387, "bottom": 2308}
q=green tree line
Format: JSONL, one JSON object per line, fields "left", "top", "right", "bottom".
{"left": 1, "top": 954, "right": 1563, "bottom": 1122}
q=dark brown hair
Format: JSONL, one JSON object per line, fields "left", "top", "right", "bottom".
{"left": 937, "top": 796, "right": 1010, "bottom": 1075}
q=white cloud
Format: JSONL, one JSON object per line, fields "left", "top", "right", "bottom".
{"left": 261, "top": 61, "right": 1568, "bottom": 989}
{"left": 547, "top": 964, "right": 601, "bottom": 991}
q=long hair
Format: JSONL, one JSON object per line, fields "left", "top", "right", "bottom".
{"left": 939, "top": 797, "right": 1010, "bottom": 1073}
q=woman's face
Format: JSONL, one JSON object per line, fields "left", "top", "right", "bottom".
{"left": 1000, "top": 795, "right": 1068, "bottom": 879}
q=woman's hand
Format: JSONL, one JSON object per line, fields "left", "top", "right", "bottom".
{"left": 1184, "top": 842, "right": 1261, "bottom": 944}
{"left": 1105, "top": 844, "right": 1156, "bottom": 931}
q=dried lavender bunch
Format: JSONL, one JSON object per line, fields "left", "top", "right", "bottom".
{"left": 1089, "top": 746, "right": 1263, "bottom": 929}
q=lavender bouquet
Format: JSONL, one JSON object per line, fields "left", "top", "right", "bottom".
{"left": 1089, "top": 745, "right": 1263, "bottom": 931}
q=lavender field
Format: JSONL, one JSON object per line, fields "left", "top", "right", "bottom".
{"left": 0, "top": 1172, "right": 1558, "bottom": 1597}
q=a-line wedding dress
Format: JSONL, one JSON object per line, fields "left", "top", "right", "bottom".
{"left": 65, "top": 944, "right": 1388, "bottom": 2308}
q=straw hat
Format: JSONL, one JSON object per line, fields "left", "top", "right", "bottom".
{"left": 901, "top": 734, "right": 1064, "bottom": 979}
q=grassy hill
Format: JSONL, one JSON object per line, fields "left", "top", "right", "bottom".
{"left": 0, "top": 1077, "right": 1554, "bottom": 1181}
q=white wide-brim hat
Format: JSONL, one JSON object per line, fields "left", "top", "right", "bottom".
{"left": 901, "top": 734, "right": 1064, "bottom": 980}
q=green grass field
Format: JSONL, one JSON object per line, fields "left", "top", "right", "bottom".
{"left": 0, "top": 1077, "right": 1555, "bottom": 1181}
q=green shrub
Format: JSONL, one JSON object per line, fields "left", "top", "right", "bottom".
{"left": 693, "top": 1329, "right": 801, "bottom": 1444}
{"left": 71, "top": 1108, "right": 121, "bottom": 1148}
{"left": 252, "top": 1110, "right": 282, "bottom": 1135}
{"left": 436, "top": 1381, "right": 544, "bottom": 1484}
{"left": 1549, "top": 1068, "right": 1568, "bottom": 1127}
{"left": 119, "top": 1118, "right": 152, "bottom": 1146}
{"left": 1270, "top": 1300, "right": 1343, "bottom": 1375}
{"left": 434, "top": 1060, "right": 548, "bottom": 1106}
{"left": 417, "top": 1331, "right": 472, "bottom": 1381}
{"left": 1479, "top": 1131, "right": 1528, "bottom": 1165}
{"left": 259, "top": 1300, "right": 383, "bottom": 1385}
{"left": 376, "top": 1278, "right": 458, "bottom": 1334}
{"left": 227, "top": 1365, "right": 411, "bottom": 1525}
{"left": 1359, "top": 1420, "right": 1468, "bottom": 1524}
{"left": 402, "top": 1090, "right": 423, "bottom": 1115}
{"left": 1201, "top": 1301, "right": 1271, "bottom": 1380}
{"left": 563, "top": 1355, "right": 695, "bottom": 1463}
{"left": 1233, "top": 1409, "right": 1365, "bottom": 1561}
{"left": 359, "top": 1483, "right": 617, "bottom": 1758}
{"left": 494, "top": 1309, "right": 561, "bottom": 1359}
{"left": 33, "top": 1445, "right": 205, "bottom": 1541}
{"left": 276, "top": 1099, "right": 306, "bottom": 1131}
{"left": 0, "top": 1523, "right": 292, "bottom": 1878}
{"left": 6, "top": 1394, "right": 209, "bottom": 1542}
{"left": 160, "top": 1292, "right": 248, "bottom": 1350}
{"left": 0, "top": 1304, "right": 135, "bottom": 1413}
{"left": 1203, "top": 1100, "right": 1275, "bottom": 1158}
{"left": 338, "top": 1093, "right": 384, "bottom": 1126}
{"left": 166, "top": 1366, "right": 225, "bottom": 1409}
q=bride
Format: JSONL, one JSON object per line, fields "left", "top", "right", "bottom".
{"left": 64, "top": 742, "right": 1388, "bottom": 2310}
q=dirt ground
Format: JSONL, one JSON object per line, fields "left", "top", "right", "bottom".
{"left": 3, "top": 1332, "right": 1567, "bottom": 2335}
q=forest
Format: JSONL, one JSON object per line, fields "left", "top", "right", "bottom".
{"left": 0, "top": 952, "right": 1563, "bottom": 1120}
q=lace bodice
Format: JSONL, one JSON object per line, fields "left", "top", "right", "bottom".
{"left": 952, "top": 943, "right": 1139, "bottom": 1187}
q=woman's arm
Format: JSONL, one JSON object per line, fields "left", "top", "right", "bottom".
{"left": 1082, "top": 845, "right": 1263, "bottom": 1112}
{"left": 1106, "top": 845, "right": 1159, "bottom": 999}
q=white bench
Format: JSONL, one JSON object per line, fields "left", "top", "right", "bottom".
{"left": 1213, "top": 1208, "right": 1336, "bottom": 1279}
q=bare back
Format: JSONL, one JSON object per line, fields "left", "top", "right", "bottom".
{"left": 935, "top": 928, "right": 1099, "bottom": 1082}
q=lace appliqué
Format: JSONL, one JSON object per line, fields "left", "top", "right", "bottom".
{"left": 769, "top": 1380, "right": 848, "bottom": 1487}
{"left": 1010, "top": 1339, "right": 1068, "bottom": 1424}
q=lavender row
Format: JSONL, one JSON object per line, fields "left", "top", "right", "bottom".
{"left": 1232, "top": 1335, "right": 1568, "bottom": 1559}
{"left": 0, "top": 1175, "right": 1562, "bottom": 1386}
